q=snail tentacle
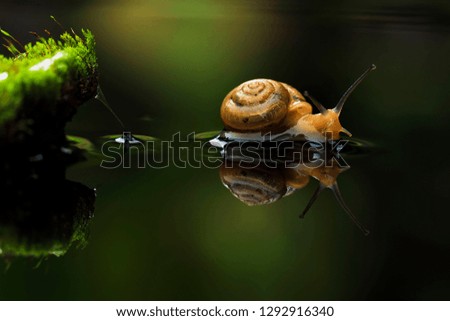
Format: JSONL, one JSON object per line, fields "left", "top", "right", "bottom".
{"left": 333, "top": 64, "right": 376, "bottom": 115}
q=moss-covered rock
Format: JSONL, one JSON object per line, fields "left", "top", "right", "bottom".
{"left": 0, "top": 29, "right": 98, "bottom": 150}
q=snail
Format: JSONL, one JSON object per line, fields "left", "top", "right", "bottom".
{"left": 220, "top": 65, "right": 376, "bottom": 142}
{"left": 219, "top": 143, "right": 369, "bottom": 235}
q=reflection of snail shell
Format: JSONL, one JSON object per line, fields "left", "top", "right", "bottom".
{"left": 220, "top": 165, "right": 286, "bottom": 206}
{"left": 219, "top": 164, "right": 311, "bottom": 206}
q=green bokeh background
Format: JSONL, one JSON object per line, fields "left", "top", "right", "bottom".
{"left": 0, "top": 0, "right": 449, "bottom": 300}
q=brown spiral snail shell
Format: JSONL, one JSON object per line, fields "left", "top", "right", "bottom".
{"left": 220, "top": 79, "right": 312, "bottom": 133}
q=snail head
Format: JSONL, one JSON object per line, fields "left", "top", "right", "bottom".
{"left": 303, "top": 64, "right": 376, "bottom": 140}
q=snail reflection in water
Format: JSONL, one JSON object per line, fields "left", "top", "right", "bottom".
{"left": 218, "top": 142, "right": 369, "bottom": 235}
{"left": 219, "top": 65, "right": 375, "bottom": 142}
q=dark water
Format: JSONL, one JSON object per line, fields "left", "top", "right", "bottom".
{"left": 1, "top": 0, "right": 450, "bottom": 300}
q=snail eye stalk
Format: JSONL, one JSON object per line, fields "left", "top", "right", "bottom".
{"left": 299, "top": 184, "right": 325, "bottom": 218}
{"left": 300, "top": 182, "right": 370, "bottom": 235}
{"left": 330, "top": 182, "right": 370, "bottom": 235}
{"left": 303, "top": 91, "right": 328, "bottom": 115}
{"left": 333, "top": 64, "right": 376, "bottom": 115}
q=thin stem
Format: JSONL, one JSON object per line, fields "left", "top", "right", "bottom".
{"left": 95, "top": 85, "right": 125, "bottom": 130}
{"left": 333, "top": 64, "right": 376, "bottom": 115}
{"left": 50, "top": 15, "right": 66, "bottom": 31}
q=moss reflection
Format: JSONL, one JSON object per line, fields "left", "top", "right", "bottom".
{"left": 0, "top": 139, "right": 96, "bottom": 260}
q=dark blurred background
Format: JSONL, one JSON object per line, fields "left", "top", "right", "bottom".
{"left": 0, "top": 0, "right": 449, "bottom": 300}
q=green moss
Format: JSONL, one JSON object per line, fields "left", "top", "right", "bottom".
{"left": 0, "top": 226, "right": 87, "bottom": 258}
{"left": 0, "top": 227, "right": 87, "bottom": 258}
{"left": 0, "top": 28, "right": 98, "bottom": 140}
{"left": 0, "top": 179, "right": 95, "bottom": 258}
{"left": 8, "top": 205, "right": 90, "bottom": 258}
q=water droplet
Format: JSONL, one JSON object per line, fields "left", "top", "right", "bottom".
{"left": 115, "top": 132, "right": 141, "bottom": 145}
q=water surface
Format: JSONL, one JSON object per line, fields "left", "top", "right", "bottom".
{"left": 0, "top": 0, "right": 449, "bottom": 300}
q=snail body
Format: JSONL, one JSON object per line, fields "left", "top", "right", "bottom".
{"left": 220, "top": 65, "right": 375, "bottom": 142}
